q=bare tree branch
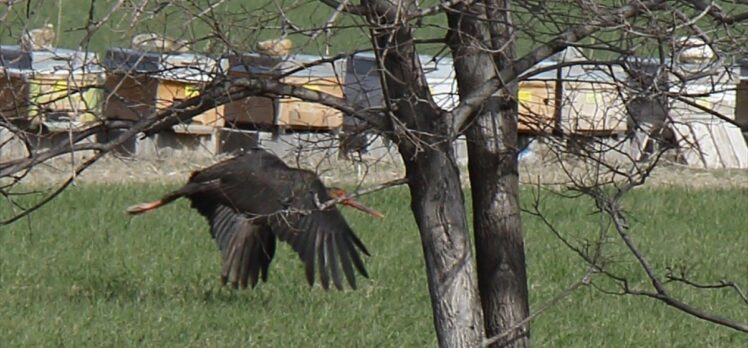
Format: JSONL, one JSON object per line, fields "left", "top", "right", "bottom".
{"left": 608, "top": 203, "right": 748, "bottom": 333}
{"left": 451, "top": 0, "right": 667, "bottom": 133}
{"left": 679, "top": 0, "right": 748, "bottom": 24}
{"left": 669, "top": 94, "right": 747, "bottom": 131}
{"left": 665, "top": 269, "right": 748, "bottom": 306}
{"left": 317, "top": 0, "right": 368, "bottom": 16}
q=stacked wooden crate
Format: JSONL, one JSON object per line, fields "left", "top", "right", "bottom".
{"left": 0, "top": 45, "right": 103, "bottom": 131}
{"left": 103, "top": 48, "right": 224, "bottom": 155}
{"left": 518, "top": 48, "right": 627, "bottom": 135}
{"left": 103, "top": 48, "right": 224, "bottom": 131}
{"left": 344, "top": 49, "right": 628, "bottom": 136}
{"left": 223, "top": 53, "right": 345, "bottom": 131}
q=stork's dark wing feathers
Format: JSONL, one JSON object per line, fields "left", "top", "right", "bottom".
{"left": 181, "top": 156, "right": 368, "bottom": 290}
{"left": 267, "top": 203, "right": 369, "bottom": 290}
{"left": 196, "top": 203, "right": 276, "bottom": 289}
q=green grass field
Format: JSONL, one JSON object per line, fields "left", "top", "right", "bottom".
{"left": 0, "top": 0, "right": 556, "bottom": 58}
{"left": 0, "top": 0, "right": 444, "bottom": 56}
{"left": 1, "top": 184, "right": 746, "bottom": 346}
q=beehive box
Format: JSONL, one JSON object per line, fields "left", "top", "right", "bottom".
{"left": 223, "top": 53, "right": 345, "bottom": 130}
{"left": 345, "top": 49, "right": 626, "bottom": 135}
{"left": 517, "top": 78, "right": 556, "bottom": 134}
{"left": 669, "top": 62, "right": 738, "bottom": 122}
{"left": 278, "top": 54, "right": 345, "bottom": 130}
{"left": 343, "top": 53, "right": 383, "bottom": 135}
{"left": 421, "top": 56, "right": 459, "bottom": 110}
{"left": 624, "top": 57, "right": 747, "bottom": 168}
{"left": 344, "top": 53, "right": 383, "bottom": 111}
{"left": 624, "top": 57, "right": 670, "bottom": 132}
{"left": 520, "top": 49, "right": 628, "bottom": 135}
{"left": 345, "top": 53, "right": 459, "bottom": 111}
{"left": 278, "top": 74, "right": 344, "bottom": 129}
{"left": 103, "top": 48, "right": 224, "bottom": 133}
{"left": 343, "top": 52, "right": 460, "bottom": 135}
{"left": 626, "top": 57, "right": 738, "bottom": 127}
{"left": 0, "top": 46, "right": 103, "bottom": 130}
{"left": 222, "top": 53, "right": 283, "bottom": 128}
{"left": 559, "top": 65, "right": 628, "bottom": 134}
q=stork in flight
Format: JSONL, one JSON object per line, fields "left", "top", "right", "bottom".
{"left": 127, "top": 148, "right": 383, "bottom": 290}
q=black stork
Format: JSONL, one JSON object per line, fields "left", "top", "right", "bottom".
{"left": 126, "top": 147, "right": 383, "bottom": 290}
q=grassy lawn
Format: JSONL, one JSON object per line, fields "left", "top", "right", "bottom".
{"left": 0, "top": 0, "right": 548, "bottom": 57}
{"left": 0, "top": 0, "right": 427, "bottom": 55}
{"left": 0, "top": 184, "right": 746, "bottom": 346}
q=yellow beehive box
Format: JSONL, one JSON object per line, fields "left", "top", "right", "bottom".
{"left": 517, "top": 80, "right": 556, "bottom": 134}
{"left": 278, "top": 75, "right": 343, "bottom": 129}
{"left": 0, "top": 46, "right": 103, "bottom": 130}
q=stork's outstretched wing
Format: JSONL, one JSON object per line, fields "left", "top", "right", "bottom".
{"left": 205, "top": 204, "right": 276, "bottom": 288}
{"left": 185, "top": 162, "right": 370, "bottom": 290}
{"left": 126, "top": 148, "right": 372, "bottom": 290}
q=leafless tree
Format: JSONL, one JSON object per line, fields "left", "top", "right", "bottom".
{"left": 2, "top": 0, "right": 748, "bottom": 347}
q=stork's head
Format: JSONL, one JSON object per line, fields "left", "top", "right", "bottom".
{"left": 327, "top": 187, "right": 384, "bottom": 218}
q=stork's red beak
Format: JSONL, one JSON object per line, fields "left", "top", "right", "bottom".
{"left": 329, "top": 187, "right": 384, "bottom": 218}
{"left": 341, "top": 197, "right": 385, "bottom": 219}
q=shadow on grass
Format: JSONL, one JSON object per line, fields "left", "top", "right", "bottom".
{"left": 63, "top": 273, "right": 272, "bottom": 305}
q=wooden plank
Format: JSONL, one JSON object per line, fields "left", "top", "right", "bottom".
{"left": 735, "top": 80, "right": 748, "bottom": 127}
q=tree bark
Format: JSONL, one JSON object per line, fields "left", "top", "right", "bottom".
{"left": 362, "top": 0, "right": 486, "bottom": 345}
{"left": 466, "top": 96, "right": 529, "bottom": 348}
{"left": 447, "top": 1, "right": 531, "bottom": 347}
{"left": 402, "top": 144, "right": 486, "bottom": 347}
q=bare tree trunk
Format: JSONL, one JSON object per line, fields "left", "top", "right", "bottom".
{"left": 362, "top": 0, "right": 485, "bottom": 345}
{"left": 448, "top": 1, "right": 531, "bottom": 347}
{"left": 466, "top": 98, "right": 529, "bottom": 348}
{"left": 402, "top": 144, "right": 485, "bottom": 347}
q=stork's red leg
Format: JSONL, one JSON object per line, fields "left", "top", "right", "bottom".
{"left": 126, "top": 181, "right": 218, "bottom": 215}
{"left": 126, "top": 199, "right": 167, "bottom": 215}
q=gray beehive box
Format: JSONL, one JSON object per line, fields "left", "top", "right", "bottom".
{"left": 104, "top": 48, "right": 216, "bottom": 82}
